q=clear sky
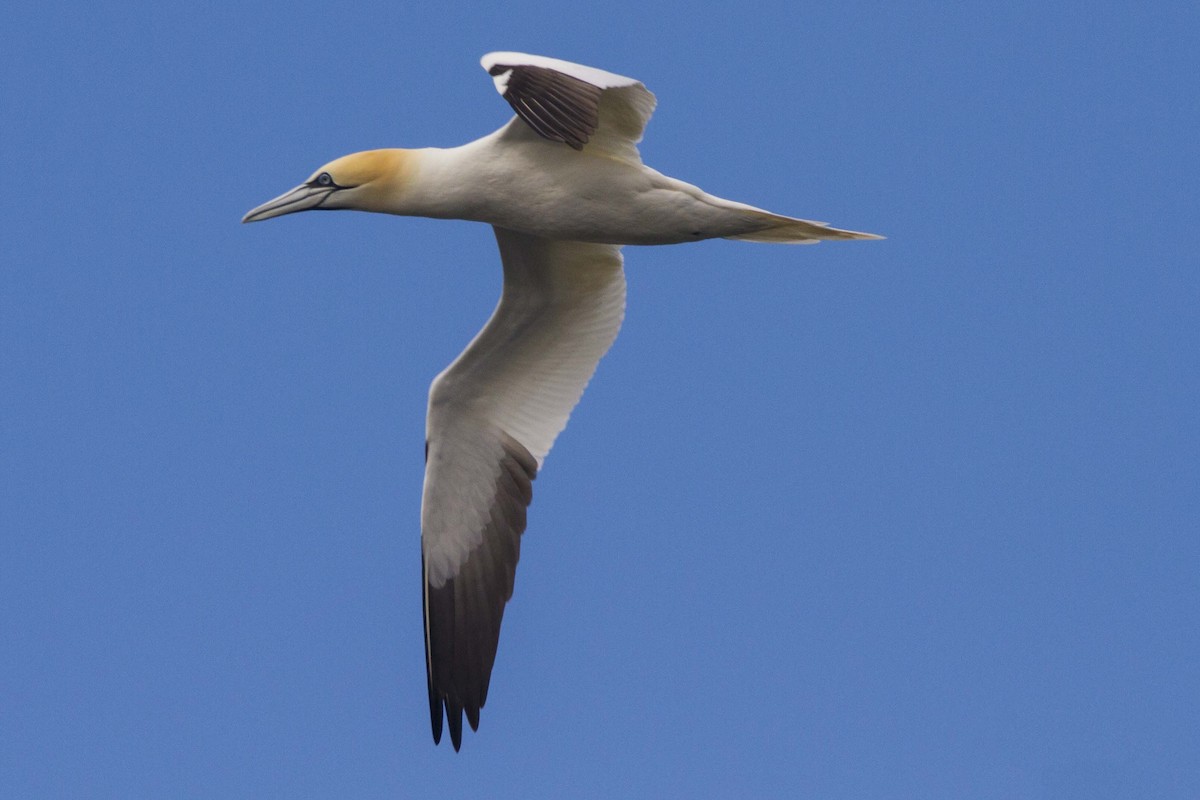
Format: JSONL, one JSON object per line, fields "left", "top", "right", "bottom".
{"left": 3, "top": 2, "right": 1198, "bottom": 798}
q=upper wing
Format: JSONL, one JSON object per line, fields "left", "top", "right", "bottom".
{"left": 481, "top": 51, "right": 657, "bottom": 163}
{"left": 421, "top": 228, "right": 626, "bottom": 750}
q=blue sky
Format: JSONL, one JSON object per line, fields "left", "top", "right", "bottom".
{"left": 3, "top": 2, "right": 1198, "bottom": 797}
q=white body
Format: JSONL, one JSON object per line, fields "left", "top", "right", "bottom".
{"left": 400, "top": 120, "right": 785, "bottom": 245}
{"left": 243, "top": 51, "right": 880, "bottom": 751}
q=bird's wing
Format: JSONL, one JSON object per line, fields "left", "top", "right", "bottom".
{"left": 421, "top": 227, "right": 626, "bottom": 749}
{"left": 481, "top": 51, "right": 657, "bottom": 163}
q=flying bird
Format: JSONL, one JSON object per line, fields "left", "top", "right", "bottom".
{"left": 243, "top": 51, "right": 881, "bottom": 750}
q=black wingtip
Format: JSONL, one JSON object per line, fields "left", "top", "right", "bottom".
{"left": 429, "top": 695, "right": 443, "bottom": 745}
{"left": 492, "top": 62, "right": 601, "bottom": 151}
{"left": 422, "top": 434, "right": 539, "bottom": 752}
{"left": 423, "top": 549, "right": 444, "bottom": 746}
{"left": 447, "top": 700, "right": 464, "bottom": 751}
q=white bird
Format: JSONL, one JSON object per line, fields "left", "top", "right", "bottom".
{"left": 244, "top": 51, "right": 881, "bottom": 750}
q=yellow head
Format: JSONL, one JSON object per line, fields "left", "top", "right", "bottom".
{"left": 242, "top": 149, "right": 413, "bottom": 223}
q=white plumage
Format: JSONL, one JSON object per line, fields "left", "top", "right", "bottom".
{"left": 243, "top": 51, "right": 881, "bottom": 750}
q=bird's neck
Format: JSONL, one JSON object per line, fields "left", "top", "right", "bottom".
{"left": 379, "top": 138, "right": 504, "bottom": 222}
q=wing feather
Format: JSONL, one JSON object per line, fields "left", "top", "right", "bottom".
{"left": 481, "top": 51, "right": 657, "bottom": 163}
{"left": 421, "top": 228, "right": 626, "bottom": 748}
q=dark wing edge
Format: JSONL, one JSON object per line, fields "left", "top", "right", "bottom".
{"left": 420, "top": 230, "right": 626, "bottom": 750}
{"left": 423, "top": 433, "right": 538, "bottom": 750}
{"left": 487, "top": 62, "right": 603, "bottom": 150}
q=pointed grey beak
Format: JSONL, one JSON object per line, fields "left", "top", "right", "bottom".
{"left": 242, "top": 184, "right": 336, "bottom": 223}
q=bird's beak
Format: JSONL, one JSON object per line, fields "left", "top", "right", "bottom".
{"left": 242, "top": 184, "right": 336, "bottom": 223}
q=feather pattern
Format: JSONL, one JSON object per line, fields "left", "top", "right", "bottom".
{"left": 482, "top": 52, "right": 656, "bottom": 161}
{"left": 421, "top": 228, "right": 626, "bottom": 749}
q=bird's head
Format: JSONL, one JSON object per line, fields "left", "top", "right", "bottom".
{"left": 242, "top": 149, "right": 411, "bottom": 223}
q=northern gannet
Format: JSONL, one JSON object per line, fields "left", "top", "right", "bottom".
{"left": 244, "top": 51, "right": 881, "bottom": 750}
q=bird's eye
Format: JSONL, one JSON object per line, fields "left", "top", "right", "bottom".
{"left": 316, "top": 172, "right": 333, "bottom": 186}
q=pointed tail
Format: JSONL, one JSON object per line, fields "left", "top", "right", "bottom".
{"left": 725, "top": 212, "right": 884, "bottom": 245}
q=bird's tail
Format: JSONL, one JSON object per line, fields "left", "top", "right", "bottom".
{"left": 724, "top": 212, "right": 884, "bottom": 245}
